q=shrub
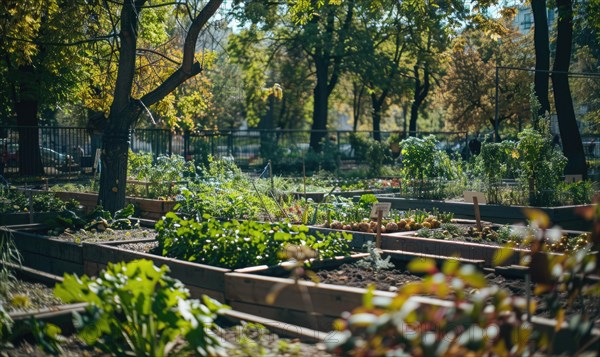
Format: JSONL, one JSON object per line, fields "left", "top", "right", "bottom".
{"left": 516, "top": 128, "right": 567, "bottom": 206}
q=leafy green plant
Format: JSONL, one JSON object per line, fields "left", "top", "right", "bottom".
{"left": 0, "top": 229, "right": 21, "bottom": 297}
{"left": 557, "top": 180, "right": 594, "bottom": 205}
{"left": 475, "top": 140, "right": 518, "bottom": 204}
{"left": 48, "top": 204, "right": 137, "bottom": 235}
{"left": 155, "top": 213, "right": 352, "bottom": 269}
{"left": 54, "top": 259, "right": 227, "bottom": 356}
{"left": 0, "top": 302, "right": 12, "bottom": 348}
{"left": 0, "top": 188, "right": 73, "bottom": 214}
{"left": 127, "top": 150, "right": 197, "bottom": 199}
{"left": 516, "top": 127, "right": 567, "bottom": 206}
{"left": 399, "top": 135, "right": 458, "bottom": 181}
{"left": 27, "top": 318, "right": 64, "bottom": 355}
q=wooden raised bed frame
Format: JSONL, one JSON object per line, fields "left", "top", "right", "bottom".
{"left": 4, "top": 225, "right": 598, "bottom": 353}
{"left": 376, "top": 196, "right": 593, "bottom": 230}
{"left": 52, "top": 191, "right": 176, "bottom": 220}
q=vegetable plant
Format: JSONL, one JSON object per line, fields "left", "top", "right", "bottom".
{"left": 48, "top": 204, "right": 138, "bottom": 235}
{"left": 127, "top": 150, "right": 197, "bottom": 199}
{"left": 155, "top": 213, "right": 352, "bottom": 269}
{"left": 0, "top": 188, "right": 74, "bottom": 214}
{"left": 55, "top": 259, "right": 227, "bottom": 356}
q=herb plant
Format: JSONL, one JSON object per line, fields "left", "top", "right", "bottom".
{"left": 155, "top": 213, "right": 353, "bottom": 269}
{"left": 55, "top": 259, "right": 227, "bottom": 356}
{"left": 355, "top": 241, "right": 394, "bottom": 272}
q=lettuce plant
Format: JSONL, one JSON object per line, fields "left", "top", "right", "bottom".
{"left": 55, "top": 259, "right": 226, "bottom": 356}
{"left": 155, "top": 213, "right": 352, "bottom": 269}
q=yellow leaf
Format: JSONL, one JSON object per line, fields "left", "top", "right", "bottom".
{"left": 493, "top": 246, "right": 515, "bottom": 266}
{"left": 555, "top": 309, "right": 565, "bottom": 331}
{"left": 523, "top": 208, "right": 550, "bottom": 229}
{"left": 408, "top": 258, "right": 437, "bottom": 274}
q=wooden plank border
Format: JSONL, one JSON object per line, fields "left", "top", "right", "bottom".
{"left": 224, "top": 272, "right": 599, "bottom": 354}
{"left": 83, "top": 243, "right": 230, "bottom": 302}
{"left": 376, "top": 196, "right": 593, "bottom": 230}
{"left": 308, "top": 225, "right": 524, "bottom": 267}
{"left": 3, "top": 226, "right": 83, "bottom": 276}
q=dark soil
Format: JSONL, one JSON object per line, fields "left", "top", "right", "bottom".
{"left": 314, "top": 263, "right": 420, "bottom": 292}
{"left": 315, "top": 262, "right": 600, "bottom": 320}
{"left": 2, "top": 324, "right": 331, "bottom": 357}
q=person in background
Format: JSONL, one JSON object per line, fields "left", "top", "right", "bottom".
{"left": 468, "top": 136, "right": 481, "bottom": 156}
{"left": 589, "top": 139, "right": 596, "bottom": 157}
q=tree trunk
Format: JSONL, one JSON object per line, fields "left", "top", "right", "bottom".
{"left": 532, "top": 0, "right": 552, "bottom": 117}
{"left": 98, "top": 123, "right": 131, "bottom": 212}
{"left": 15, "top": 65, "right": 44, "bottom": 176}
{"left": 371, "top": 93, "right": 382, "bottom": 141}
{"left": 352, "top": 82, "right": 364, "bottom": 132}
{"left": 402, "top": 102, "right": 409, "bottom": 136}
{"left": 409, "top": 65, "right": 430, "bottom": 136}
{"left": 259, "top": 94, "right": 276, "bottom": 158}
{"left": 551, "top": 0, "right": 587, "bottom": 177}
{"left": 310, "top": 59, "right": 329, "bottom": 152}
{"left": 97, "top": 0, "right": 222, "bottom": 213}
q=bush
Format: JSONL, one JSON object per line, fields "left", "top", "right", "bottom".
{"left": 399, "top": 135, "right": 460, "bottom": 181}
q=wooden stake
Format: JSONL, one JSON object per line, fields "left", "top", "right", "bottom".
{"left": 269, "top": 159, "right": 274, "bottom": 192}
{"left": 473, "top": 196, "right": 482, "bottom": 231}
{"left": 303, "top": 160, "right": 306, "bottom": 200}
{"left": 376, "top": 209, "right": 383, "bottom": 249}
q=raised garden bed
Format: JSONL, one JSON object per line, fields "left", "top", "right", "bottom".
{"left": 292, "top": 189, "right": 399, "bottom": 203}
{"left": 376, "top": 196, "right": 593, "bottom": 230}
{"left": 52, "top": 191, "right": 176, "bottom": 220}
{"left": 3, "top": 222, "right": 157, "bottom": 277}
{"left": 308, "top": 225, "right": 525, "bottom": 267}
{"left": 83, "top": 241, "right": 230, "bottom": 302}
{"left": 2, "top": 263, "right": 333, "bottom": 356}
{"left": 0, "top": 211, "right": 58, "bottom": 225}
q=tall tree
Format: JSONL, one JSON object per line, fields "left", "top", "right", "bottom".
{"left": 235, "top": 0, "right": 358, "bottom": 151}
{"left": 97, "top": 0, "right": 222, "bottom": 212}
{"left": 0, "top": 0, "right": 89, "bottom": 175}
{"left": 551, "top": 0, "right": 587, "bottom": 177}
{"left": 350, "top": 1, "right": 410, "bottom": 141}
{"left": 406, "top": 0, "right": 465, "bottom": 136}
{"left": 531, "top": 0, "right": 551, "bottom": 117}
{"left": 442, "top": 25, "right": 533, "bottom": 134}
{"left": 305, "top": 0, "right": 356, "bottom": 151}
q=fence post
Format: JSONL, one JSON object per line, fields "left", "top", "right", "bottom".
{"left": 183, "top": 130, "right": 190, "bottom": 160}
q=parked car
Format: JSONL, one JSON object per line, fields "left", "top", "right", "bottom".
{"left": 0, "top": 141, "right": 19, "bottom": 167}
{"left": 40, "top": 147, "right": 75, "bottom": 169}
{"left": 1, "top": 143, "right": 75, "bottom": 171}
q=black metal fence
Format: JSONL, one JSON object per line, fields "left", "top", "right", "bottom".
{"left": 0, "top": 125, "right": 473, "bottom": 177}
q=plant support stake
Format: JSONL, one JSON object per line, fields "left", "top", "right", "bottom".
{"left": 376, "top": 209, "right": 383, "bottom": 249}
{"left": 251, "top": 180, "right": 274, "bottom": 222}
{"left": 473, "top": 196, "right": 482, "bottom": 231}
